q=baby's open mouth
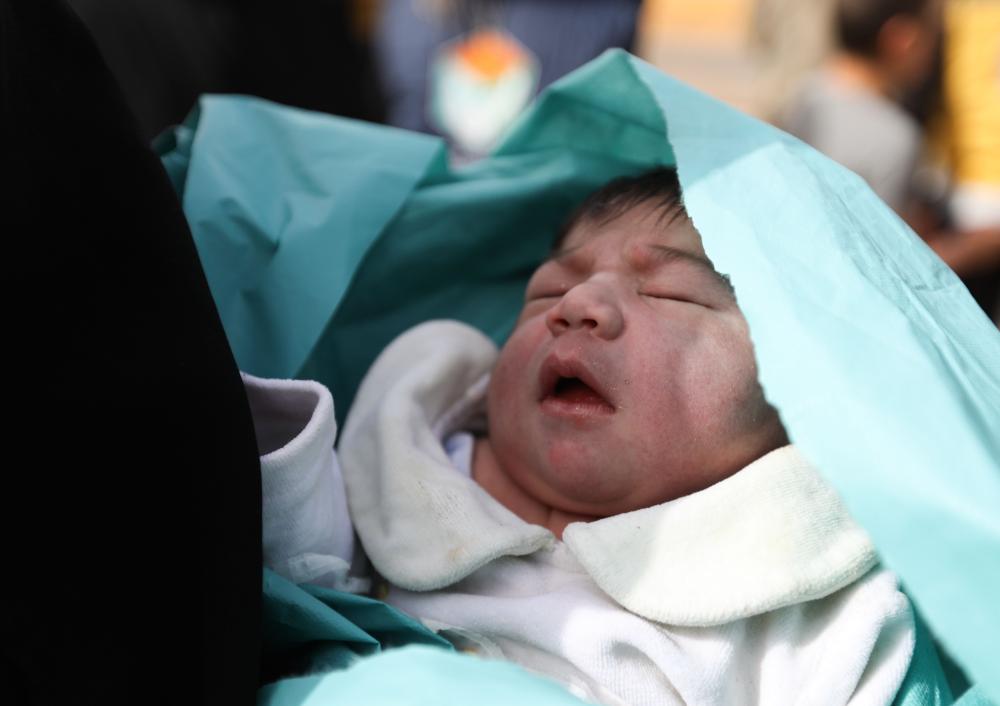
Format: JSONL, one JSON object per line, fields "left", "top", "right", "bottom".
{"left": 538, "top": 355, "right": 616, "bottom": 417}
{"left": 551, "top": 377, "right": 609, "bottom": 406}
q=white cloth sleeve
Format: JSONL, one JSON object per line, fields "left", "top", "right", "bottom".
{"left": 242, "top": 372, "right": 366, "bottom": 593}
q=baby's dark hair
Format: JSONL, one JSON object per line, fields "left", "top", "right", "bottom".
{"left": 834, "top": 0, "right": 931, "bottom": 57}
{"left": 554, "top": 167, "right": 687, "bottom": 251}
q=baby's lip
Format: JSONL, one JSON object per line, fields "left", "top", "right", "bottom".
{"left": 537, "top": 353, "right": 615, "bottom": 409}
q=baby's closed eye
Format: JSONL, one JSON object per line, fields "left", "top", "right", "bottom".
{"left": 638, "top": 288, "right": 706, "bottom": 307}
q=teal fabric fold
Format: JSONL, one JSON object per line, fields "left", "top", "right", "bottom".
{"left": 297, "top": 582, "right": 450, "bottom": 652}
{"left": 162, "top": 49, "right": 999, "bottom": 701}
{"left": 258, "top": 645, "right": 593, "bottom": 706}
{"left": 892, "top": 606, "right": 954, "bottom": 706}
{"left": 954, "top": 688, "right": 1000, "bottom": 706}
{"left": 157, "top": 95, "right": 444, "bottom": 379}
{"left": 262, "top": 570, "right": 450, "bottom": 678}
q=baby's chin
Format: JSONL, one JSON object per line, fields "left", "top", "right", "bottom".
{"left": 532, "top": 446, "right": 768, "bottom": 517}
{"left": 516, "top": 462, "right": 677, "bottom": 518}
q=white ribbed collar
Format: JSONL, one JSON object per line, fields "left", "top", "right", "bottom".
{"left": 339, "top": 321, "right": 876, "bottom": 626}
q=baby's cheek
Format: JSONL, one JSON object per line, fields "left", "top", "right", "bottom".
{"left": 693, "top": 351, "right": 766, "bottom": 443}
{"left": 488, "top": 335, "right": 536, "bottom": 428}
{"left": 486, "top": 363, "right": 515, "bottom": 426}
{"left": 492, "top": 345, "right": 524, "bottom": 394}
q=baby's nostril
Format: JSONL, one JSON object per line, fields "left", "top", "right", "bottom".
{"left": 583, "top": 318, "right": 598, "bottom": 329}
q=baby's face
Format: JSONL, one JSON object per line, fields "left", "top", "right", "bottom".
{"left": 487, "top": 201, "right": 785, "bottom": 517}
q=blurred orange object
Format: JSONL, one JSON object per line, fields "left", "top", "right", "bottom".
{"left": 454, "top": 29, "right": 528, "bottom": 81}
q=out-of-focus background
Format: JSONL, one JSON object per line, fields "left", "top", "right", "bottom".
{"left": 68, "top": 0, "right": 998, "bottom": 319}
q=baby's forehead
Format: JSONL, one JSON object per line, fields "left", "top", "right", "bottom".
{"left": 553, "top": 202, "right": 709, "bottom": 267}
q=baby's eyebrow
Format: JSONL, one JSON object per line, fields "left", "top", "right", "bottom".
{"left": 644, "top": 243, "right": 713, "bottom": 271}
{"left": 547, "top": 242, "right": 586, "bottom": 263}
{"left": 645, "top": 244, "right": 736, "bottom": 296}
{"left": 549, "top": 241, "right": 711, "bottom": 270}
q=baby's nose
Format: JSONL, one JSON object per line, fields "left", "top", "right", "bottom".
{"left": 545, "top": 283, "right": 624, "bottom": 340}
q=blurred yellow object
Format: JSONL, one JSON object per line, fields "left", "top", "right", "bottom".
{"left": 455, "top": 30, "right": 527, "bottom": 81}
{"left": 944, "top": 0, "right": 1000, "bottom": 185}
{"left": 639, "top": 0, "right": 751, "bottom": 39}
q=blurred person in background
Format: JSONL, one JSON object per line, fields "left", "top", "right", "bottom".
{"left": 781, "top": 0, "right": 999, "bottom": 320}
{"left": 375, "top": 0, "right": 642, "bottom": 157}
{"left": 782, "top": 0, "right": 942, "bottom": 214}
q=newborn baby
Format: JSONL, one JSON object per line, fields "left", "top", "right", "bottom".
{"left": 256, "top": 168, "right": 917, "bottom": 706}
{"left": 474, "top": 168, "right": 788, "bottom": 536}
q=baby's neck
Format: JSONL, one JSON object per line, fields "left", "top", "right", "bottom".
{"left": 471, "top": 437, "right": 599, "bottom": 539}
